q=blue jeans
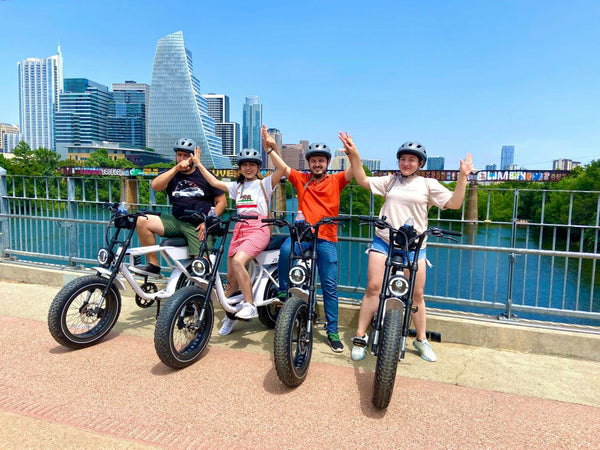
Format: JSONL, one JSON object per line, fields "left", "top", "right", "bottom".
{"left": 278, "top": 236, "right": 339, "bottom": 334}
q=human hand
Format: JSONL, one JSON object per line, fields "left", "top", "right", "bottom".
{"left": 195, "top": 222, "right": 206, "bottom": 241}
{"left": 460, "top": 153, "right": 473, "bottom": 176}
{"left": 261, "top": 125, "right": 277, "bottom": 150}
{"left": 192, "top": 146, "right": 202, "bottom": 167}
{"left": 338, "top": 131, "right": 356, "bottom": 156}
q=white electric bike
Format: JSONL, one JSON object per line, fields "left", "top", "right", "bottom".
{"left": 153, "top": 212, "right": 283, "bottom": 369}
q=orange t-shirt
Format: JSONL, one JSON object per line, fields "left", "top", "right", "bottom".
{"left": 288, "top": 170, "right": 349, "bottom": 242}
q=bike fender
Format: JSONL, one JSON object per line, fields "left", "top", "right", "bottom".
{"left": 93, "top": 267, "right": 125, "bottom": 291}
{"left": 384, "top": 297, "right": 404, "bottom": 312}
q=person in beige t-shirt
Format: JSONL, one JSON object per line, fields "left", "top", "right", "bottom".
{"left": 340, "top": 132, "right": 473, "bottom": 362}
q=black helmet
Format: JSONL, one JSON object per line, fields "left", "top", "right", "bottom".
{"left": 237, "top": 148, "right": 262, "bottom": 167}
{"left": 305, "top": 142, "right": 331, "bottom": 161}
{"left": 173, "top": 138, "right": 196, "bottom": 154}
{"left": 396, "top": 141, "right": 427, "bottom": 166}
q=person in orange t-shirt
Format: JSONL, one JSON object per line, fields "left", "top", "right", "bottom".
{"left": 262, "top": 125, "right": 353, "bottom": 353}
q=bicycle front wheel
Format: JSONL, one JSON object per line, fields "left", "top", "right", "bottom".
{"left": 273, "top": 296, "right": 312, "bottom": 387}
{"left": 154, "top": 285, "right": 214, "bottom": 369}
{"left": 372, "top": 308, "right": 402, "bottom": 409}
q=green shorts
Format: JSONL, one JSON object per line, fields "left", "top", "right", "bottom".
{"left": 160, "top": 214, "right": 211, "bottom": 256}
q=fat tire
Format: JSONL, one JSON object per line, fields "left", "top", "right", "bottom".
{"left": 154, "top": 285, "right": 214, "bottom": 369}
{"left": 257, "top": 270, "right": 279, "bottom": 328}
{"left": 47, "top": 275, "right": 121, "bottom": 349}
{"left": 372, "top": 308, "right": 403, "bottom": 409}
{"left": 273, "top": 296, "right": 312, "bottom": 387}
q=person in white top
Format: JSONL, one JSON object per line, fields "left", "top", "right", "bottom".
{"left": 192, "top": 146, "right": 286, "bottom": 330}
{"left": 339, "top": 132, "right": 473, "bottom": 362}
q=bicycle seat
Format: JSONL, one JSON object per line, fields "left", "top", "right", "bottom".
{"left": 160, "top": 237, "right": 188, "bottom": 247}
{"left": 265, "top": 235, "right": 287, "bottom": 251}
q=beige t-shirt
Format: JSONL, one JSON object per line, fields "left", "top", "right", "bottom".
{"left": 368, "top": 175, "right": 452, "bottom": 246}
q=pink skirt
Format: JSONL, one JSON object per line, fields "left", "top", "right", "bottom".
{"left": 227, "top": 216, "right": 270, "bottom": 258}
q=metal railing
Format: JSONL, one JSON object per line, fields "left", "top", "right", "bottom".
{"left": 1, "top": 171, "right": 599, "bottom": 326}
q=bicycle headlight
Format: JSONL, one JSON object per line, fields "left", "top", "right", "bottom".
{"left": 97, "top": 248, "right": 113, "bottom": 266}
{"left": 191, "top": 257, "right": 211, "bottom": 277}
{"left": 388, "top": 274, "right": 409, "bottom": 298}
{"left": 289, "top": 265, "right": 308, "bottom": 286}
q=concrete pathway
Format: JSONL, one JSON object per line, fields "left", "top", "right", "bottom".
{"left": 0, "top": 279, "right": 599, "bottom": 449}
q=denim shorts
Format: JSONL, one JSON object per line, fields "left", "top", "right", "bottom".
{"left": 366, "top": 235, "right": 426, "bottom": 263}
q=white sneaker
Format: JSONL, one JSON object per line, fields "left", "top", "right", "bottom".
{"left": 235, "top": 302, "right": 258, "bottom": 319}
{"left": 218, "top": 317, "right": 238, "bottom": 336}
{"left": 351, "top": 334, "right": 369, "bottom": 361}
{"left": 413, "top": 339, "right": 437, "bottom": 362}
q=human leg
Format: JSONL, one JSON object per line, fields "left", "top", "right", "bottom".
{"left": 315, "top": 239, "right": 340, "bottom": 335}
{"left": 351, "top": 251, "right": 386, "bottom": 360}
{"left": 408, "top": 258, "right": 436, "bottom": 361}
{"left": 135, "top": 214, "right": 165, "bottom": 267}
{"left": 277, "top": 237, "right": 292, "bottom": 293}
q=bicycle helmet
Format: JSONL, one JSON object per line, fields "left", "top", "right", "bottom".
{"left": 304, "top": 142, "right": 331, "bottom": 161}
{"left": 237, "top": 148, "right": 262, "bottom": 167}
{"left": 173, "top": 138, "right": 197, "bottom": 154}
{"left": 396, "top": 141, "right": 427, "bottom": 166}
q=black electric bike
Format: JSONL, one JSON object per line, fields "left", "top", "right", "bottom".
{"left": 356, "top": 215, "right": 462, "bottom": 409}
{"left": 266, "top": 214, "right": 350, "bottom": 387}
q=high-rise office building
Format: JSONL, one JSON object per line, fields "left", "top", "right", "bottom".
{"left": 108, "top": 81, "right": 150, "bottom": 149}
{"left": 265, "top": 128, "right": 282, "bottom": 169}
{"left": 243, "top": 96, "right": 263, "bottom": 162}
{"left": 485, "top": 163, "right": 497, "bottom": 171}
{"left": 204, "top": 93, "right": 240, "bottom": 162}
{"left": 553, "top": 158, "right": 581, "bottom": 170}
{"left": 148, "top": 31, "right": 230, "bottom": 168}
{"left": 17, "top": 46, "right": 63, "bottom": 150}
{"left": 501, "top": 145, "right": 515, "bottom": 170}
{"left": 362, "top": 158, "right": 381, "bottom": 172}
{"left": 0, "top": 123, "right": 19, "bottom": 153}
{"left": 282, "top": 141, "right": 308, "bottom": 170}
{"left": 54, "top": 78, "right": 113, "bottom": 158}
{"left": 427, "top": 156, "right": 445, "bottom": 170}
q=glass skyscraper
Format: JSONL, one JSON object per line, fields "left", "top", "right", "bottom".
{"left": 17, "top": 46, "right": 63, "bottom": 151}
{"left": 243, "top": 96, "right": 263, "bottom": 162}
{"left": 108, "top": 81, "right": 149, "bottom": 149}
{"left": 54, "top": 78, "right": 113, "bottom": 158}
{"left": 204, "top": 93, "right": 240, "bottom": 162}
{"left": 148, "top": 31, "right": 230, "bottom": 168}
{"left": 501, "top": 145, "right": 515, "bottom": 170}
{"left": 427, "top": 156, "right": 445, "bottom": 170}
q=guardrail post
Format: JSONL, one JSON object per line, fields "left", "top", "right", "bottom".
{"left": 67, "top": 177, "right": 77, "bottom": 266}
{"left": 0, "top": 167, "right": 10, "bottom": 257}
{"left": 499, "top": 189, "right": 519, "bottom": 321}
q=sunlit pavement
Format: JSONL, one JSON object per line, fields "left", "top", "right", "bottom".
{"left": 0, "top": 270, "right": 599, "bottom": 448}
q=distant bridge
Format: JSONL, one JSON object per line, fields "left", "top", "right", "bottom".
{"left": 373, "top": 169, "right": 571, "bottom": 183}
{"left": 57, "top": 166, "right": 571, "bottom": 183}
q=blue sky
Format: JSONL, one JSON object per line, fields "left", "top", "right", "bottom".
{"left": 1, "top": 0, "right": 599, "bottom": 169}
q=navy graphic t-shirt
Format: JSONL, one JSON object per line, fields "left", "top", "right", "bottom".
{"left": 166, "top": 168, "right": 224, "bottom": 223}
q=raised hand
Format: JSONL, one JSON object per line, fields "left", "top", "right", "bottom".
{"left": 192, "top": 146, "right": 203, "bottom": 168}
{"left": 338, "top": 131, "right": 356, "bottom": 156}
{"left": 261, "top": 125, "right": 277, "bottom": 150}
{"left": 460, "top": 153, "right": 473, "bottom": 176}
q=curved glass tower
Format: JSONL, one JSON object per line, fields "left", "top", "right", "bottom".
{"left": 148, "top": 31, "right": 230, "bottom": 168}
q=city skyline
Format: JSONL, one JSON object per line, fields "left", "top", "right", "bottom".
{"left": 1, "top": 1, "right": 599, "bottom": 169}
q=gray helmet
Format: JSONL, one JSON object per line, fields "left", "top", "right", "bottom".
{"left": 237, "top": 148, "right": 262, "bottom": 167}
{"left": 173, "top": 138, "right": 196, "bottom": 154}
{"left": 396, "top": 141, "right": 427, "bottom": 166}
{"left": 305, "top": 142, "right": 331, "bottom": 161}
